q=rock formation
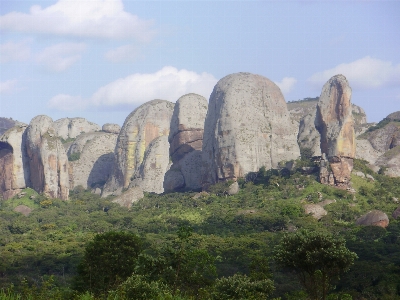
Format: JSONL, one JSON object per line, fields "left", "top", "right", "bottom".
{"left": 315, "top": 75, "right": 355, "bottom": 188}
{"left": 112, "top": 186, "right": 144, "bottom": 208}
{"left": 0, "top": 124, "right": 30, "bottom": 200}
{"left": 164, "top": 94, "right": 208, "bottom": 192}
{"left": 102, "top": 100, "right": 174, "bottom": 196}
{"left": 68, "top": 132, "right": 117, "bottom": 190}
{"left": 0, "top": 117, "right": 22, "bottom": 136}
{"left": 53, "top": 117, "right": 100, "bottom": 140}
{"left": 25, "top": 115, "right": 69, "bottom": 200}
{"left": 356, "top": 210, "right": 389, "bottom": 228}
{"left": 201, "top": 72, "right": 300, "bottom": 187}
{"left": 102, "top": 123, "right": 121, "bottom": 134}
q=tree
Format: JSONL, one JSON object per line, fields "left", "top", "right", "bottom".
{"left": 274, "top": 230, "right": 357, "bottom": 300}
{"left": 73, "top": 231, "right": 142, "bottom": 295}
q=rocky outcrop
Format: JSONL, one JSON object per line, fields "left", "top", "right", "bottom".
{"left": 102, "top": 123, "right": 121, "bottom": 134}
{"left": 68, "top": 132, "right": 117, "bottom": 190}
{"left": 0, "top": 124, "right": 30, "bottom": 200}
{"left": 164, "top": 94, "right": 208, "bottom": 192}
{"left": 304, "top": 203, "right": 327, "bottom": 220}
{"left": 315, "top": 75, "right": 355, "bottom": 188}
{"left": 297, "top": 110, "right": 321, "bottom": 157}
{"left": 25, "top": 115, "right": 69, "bottom": 200}
{"left": 14, "top": 205, "right": 32, "bottom": 216}
{"left": 201, "top": 72, "right": 300, "bottom": 187}
{"left": 102, "top": 100, "right": 174, "bottom": 196}
{"left": 0, "top": 117, "right": 21, "bottom": 136}
{"left": 356, "top": 210, "right": 389, "bottom": 228}
{"left": 112, "top": 186, "right": 144, "bottom": 208}
{"left": 129, "top": 136, "right": 171, "bottom": 194}
{"left": 355, "top": 139, "right": 383, "bottom": 165}
{"left": 375, "top": 146, "right": 400, "bottom": 177}
{"left": 53, "top": 117, "right": 100, "bottom": 140}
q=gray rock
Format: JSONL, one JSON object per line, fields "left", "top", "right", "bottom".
{"left": 202, "top": 72, "right": 300, "bottom": 187}
{"left": 102, "top": 100, "right": 174, "bottom": 196}
{"left": 297, "top": 111, "right": 321, "bottom": 157}
{"left": 355, "top": 139, "right": 383, "bottom": 165}
{"left": 102, "top": 123, "right": 121, "bottom": 134}
{"left": 0, "top": 117, "right": 22, "bottom": 136}
{"left": 0, "top": 125, "right": 30, "bottom": 200}
{"left": 69, "top": 132, "right": 117, "bottom": 189}
{"left": 54, "top": 117, "right": 100, "bottom": 140}
{"left": 356, "top": 210, "right": 389, "bottom": 228}
{"left": 26, "top": 115, "right": 69, "bottom": 200}
{"left": 392, "top": 206, "right": 400, "bottom": 219}
{"left": 67, "top": 132, "right": 108, "bottom": 156}
{"left": 353, "top": 171, "right": 365, "bottom": 178}
{"left": 366, "top": 174, "right": 375, "bottom": 181}
{"left": 14, "top": 205, "right": 32, "bottom": 216}
{"left": 112, "top": 186, "right": 144, "bottom": 208}
{"left": 228, "top": 181, "right": 239, "bottom": 195}
{"left": 164, "top": 94, "right": 208, "bottom": 192}
{"left": 304, "top": 204, "right": 327, "bottom": 220}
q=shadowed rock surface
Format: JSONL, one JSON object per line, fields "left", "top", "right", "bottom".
{"left": 26, "top": 115, "right": 69, "bottom": 200}
{"left": 356, "top": 210, "right": 389, "bottom": 228}
{"left": 164, "top": 93, "right": 208, "bottom": 192}
{"left": 69, "top": 132, "right": 117, "bottom": 190}
{"left": 54, "top": 117, "right": 100, "bottom": 140}
{"left": 102, "top": 100, "right": 174, "bottom": 196}
{"left": 0, "top": 124, "right": 30, "bottom": 200}
{"left": 315, "top": 75, "right": 355, "bottom": 188}
{"left": 202, "top": 72, "right": 300, "bottom": 187}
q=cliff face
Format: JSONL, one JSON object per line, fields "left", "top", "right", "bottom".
{"left": 164, "top": 94, "right": 208, "bottom": 192}
{"left": 201, "top": 72, "right": 300, "bottom": 187}
{"left": 53, "top": 117, "right": 100, "bottom": 140}
{"left": 102, "top": 100, "right": 174, "bottom": 196}
{"left": 25, "top": 115, "right": 69, "bottom": 200}
{"left": 315, "top": 75, "right": 355, "bottom": 188}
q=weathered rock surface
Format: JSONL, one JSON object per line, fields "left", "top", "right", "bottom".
{"left": 355, "top": 139, "right": 383, "bottom": 165}
{"left": 202, "top": 72, "right": 300, "bottom": 187}
{"left": 129, "top": 135, "right": 171, "bottom": 194}
{"left": 67, "top": 132, "right": 108, "bottom": 156}
{"left": 315, "top": 75, "right": 355, "bottom": 187}
{"left": 112, "top": 186, "right": 144, "bottom": 208}
{"left": 304, "top": 203, "right": 327, "bottom": 220}
{"left": 375, "top": 146, "right": 400, "bottom": 177}
{"left": 0, "top": 124, "right": 30, "bottom": 200}
{"left": 14, "top": 205, "right": 32, "bottom": 216}
{"left": 0, "top": 117, "right": 21, "bottom": 136}
{"left": 53, "top": 117, "right": 100, "bottom": 140}
{"left": 25, "top": 115, "right": 69, "bottom": 200}
{"left": 356, "top": 210, "right": 389, "bottom": 228}
{"left": 102, "top": 100, "right": 174, "bottom": 196}
{"left": 297, "top": 110, "right": 321, "bottom": 157}
{"left": 69, "top": 132, "right": 117, "bottom": 189}
{"left": 102, "top": 123, "right": 121, "bottom": 134}
{"left": 228, "top": 181, "right": 239, "bottom": 195}
{"left": 164, "top": 94, "right": 208, "bottom": 192}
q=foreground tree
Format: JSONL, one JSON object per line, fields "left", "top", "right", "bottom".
{"left": 73, "top": 231, "right": 142, "bottom": 295}
{"left": 274, "top": 230, "right": 357, "bottom": 300}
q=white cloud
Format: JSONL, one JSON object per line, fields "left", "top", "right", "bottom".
{"left": 105, "top": 45, "right": 141, "bottom": 63}
{"left": 0, "top": 0, "right": 156, "bottom": 41}
{"left": 48, "top": 66, "right": 218, "bottom": 111}
{"left": 0, "top": 40, "right": 31, "bottom": 63}
{"left": 308, "top": 56, "right": 400, "bottom": 89}
{"left": 0, "top": 80, "right": 17, "bottom": 94}
{"left": 274, "top": 77, "right": 297, "bottom": 94}
{"left": 36, "top": 42, "right": 87, "bottom": 72}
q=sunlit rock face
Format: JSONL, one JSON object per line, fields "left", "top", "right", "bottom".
{"left": 0, "top": 124, "right": 30, "bottom": 200}
{"left": 102, "top": 100, "right": 174, "bottom": 197}
{"left": 201, "top": 72, "right": 300, "bottom": 188}
{"left": 315, "top": 75, "right": 355, "bottom": 188}
{"left": 25, "top": 115, "right": 69, "bottom": 200}
{"left": 53, "top": 117, "right": 100, "bottom": 140}
{"left": 164, "top": 93, "right": 208, "bottom": 192}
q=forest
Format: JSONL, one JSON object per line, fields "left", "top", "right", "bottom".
{"left": 1, "top": 156, "right": 400, "bottom": 300}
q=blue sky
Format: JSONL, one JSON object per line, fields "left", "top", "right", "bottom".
{"left": 1, "top": 0, "right": 399, "bottom": 126}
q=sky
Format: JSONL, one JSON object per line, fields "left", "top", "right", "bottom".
{"left": 0, "top": 0, "right": 399, "bottom": 127}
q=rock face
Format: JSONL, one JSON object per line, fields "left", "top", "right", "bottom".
{"left": 0, "top": 117, "right": 21, "bottom": 136}
{"left": 25, "top": 115, "right": 69, "bottom": 200}
{"left": 53, "top": 117, "right": 100, "bottom": 140}
{"left": 102, "top": 100, "right": 174, "bottom": 196}
{"left": 68, "top": 132, "right": 117, "bottom": 190}
{"left": 202, "top": 72, "right": 300, "bottom": 186}
{"left": 0, "top": 124, "right": 30, "bottom": 200}
{"left": 315, "top": 75, "right": 355, "bottom": 188}
{"left": 164, "top": 94, "right": 208, "bottom": 192}
{"left": 14, "top": 205, "right": 32, "bottom": 216}
{"left": 356, "top": 210, "right": 389, "bottom": 228}
{"left": 112, "top": 186, "right": 144, "bottom": 208}
{"left": 102, "top": 123, "right": 121, "bottom": 134}
{"left": 297, "top": 110, "right": 321, "bottom": 157}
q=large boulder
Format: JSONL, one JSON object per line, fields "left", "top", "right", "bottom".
{"left": 102, "top": 123, "right": 121, "bottom": 134}
{"left": 315, "top": 75, "right": 355, "bottom": 188}
{"left": 202, "top": 72, "right": 300, "bottom": 187}
{"left": 69, "top": 132, "right": 117, "bottom": 190}
{"left": 164, "top": 94, "right": 208, "bottom": 192}
{"left": 356, "top": 210, "right": 389, "bottom": 228}
{"left": 102, "top": 100, "right": 174, "bottom": 196}
{"left": 25, "top": 115, "right": 69, "bottom": 200}
{"left": 53, "top": 117, "right": 100, "bottom": 140}
{"left": 112, "top": 186, "right": 144, "bottom": 208}
{"left": 0, "top": 124, "right": 30, "bottom": 200}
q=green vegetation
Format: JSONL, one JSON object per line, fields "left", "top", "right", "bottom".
{"left": 68, "top": 152, "right": 81, "bottom": 161}
{"left": 1, "top": 157, "right": 400, "bottom": 299}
